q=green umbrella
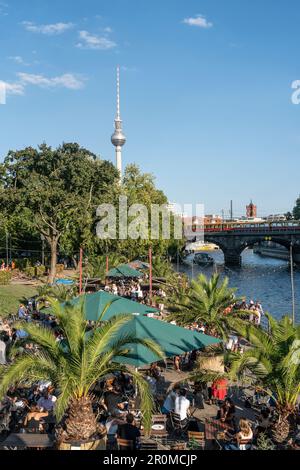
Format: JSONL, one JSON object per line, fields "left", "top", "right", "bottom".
{"left": 107, "top": 264, "right": 143, "bottom": 279}
{"left": 127, "top": 260, "right": 150, "bottom": 270}
{"left": 67, "top": 290, "right": 158, "bottom": 322}
{"left": 109, "top": 314, "right": 222, "bottom": 367}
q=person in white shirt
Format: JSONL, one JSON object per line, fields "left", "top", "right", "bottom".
{"left": 174, "top": 389, "right": 190, "bottom": 422}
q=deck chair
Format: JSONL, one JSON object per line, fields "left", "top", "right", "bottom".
{"left": 188, "top": 431, "right": 205, "bottom": 450}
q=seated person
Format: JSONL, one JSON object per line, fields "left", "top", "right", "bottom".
{"left": 23, "top": 406, "right": 49, "bottom": 433}
{"left": 219, "top": 398, "right": 236, "bottom": 429}
{"left": 106, "top": 414, "right": 125, "bottom": 447}
{"left": 224, "top": 418, "right": 253, "bottom": 450}
{"left": 103, "top": 386, "right": 127, "bottom": 416}
{"left": 174, "top": 389, "right": 190, "bottom": 424}
{"left": 117, "top": 413, "right": 141, "bottom": 449}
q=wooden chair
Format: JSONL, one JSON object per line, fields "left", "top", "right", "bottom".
{"left": 140, "top": 440, "right": 158, "bottom": 450}
{"left": 117, "top": 438, "right": 134, "bottom": 450}
{"left": 152, "top": 414, "right": 167, "bottom": 425}
{"left": 188, "top": 431, "right": 205, "bottom": 450}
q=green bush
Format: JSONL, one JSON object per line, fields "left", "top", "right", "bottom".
{"left": 0, "top": 271, "right": 12, "bottom": 285}
{"left": 24, "top": 265, "right": 46, "bottom": 278}
{"left": 56, "top": 264, "right": 65, "bottom": 273}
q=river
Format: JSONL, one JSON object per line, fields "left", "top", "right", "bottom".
{"left": 177, "top": 249, "right": 300, "bottom": 324}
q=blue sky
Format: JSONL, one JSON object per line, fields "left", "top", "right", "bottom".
{"left": 0, "top": 0, "right": 300, "bottom": 217}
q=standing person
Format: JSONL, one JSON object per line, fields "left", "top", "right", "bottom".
{"left": 18, "top": 304, "right": 27, "bottom": 320}
{"left": 112, "top": 283, "right": 118, "bottom": 296}
{"left": 144, "top": 370, "right": 157, "bottom": 394}
{"left": 174, "top": 389, "right": 190, "bottom": 424}
{"left": 211, "top": 378, "right": 228, "bottom": 403}
{"left": 0, "top": 338, "right": 6, "bottom": 365}
{"left": 162, "top": 386, "right": 179, "bottom": 414}
{"left": 174, "top": 355, "right": 181, "bottom": 373}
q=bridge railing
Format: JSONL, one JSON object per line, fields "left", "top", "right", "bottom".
{"left": 260, "top": 315, "right": 269, "bottom": 333}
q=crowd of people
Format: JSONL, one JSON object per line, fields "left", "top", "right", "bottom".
{"left": 1, "top": 281, "right": 299, "bottom": 451}
{"left": 104, "top": 281, "right": 167, "bottom": 314}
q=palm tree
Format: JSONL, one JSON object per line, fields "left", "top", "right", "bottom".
{"left": 168, "top": 273, "right": 247, "bottom": 340}
{"left": 86, "top": 253, "right": 127, "bottom": 280}
{"left": 0, "top": 299, "right": 163, "bottom": 444}
{"left": 229, "top": 313, "right": 300, "bottom": 444}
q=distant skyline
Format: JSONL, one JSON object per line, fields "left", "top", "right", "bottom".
{"left": 1, "top": 0, "right": 300, "bottom": 216}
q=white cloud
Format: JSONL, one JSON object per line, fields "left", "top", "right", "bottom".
{"left": 17, "top": 72, "right": 85, "bottom": 90}
{"left": 183, "top": 14, "right": 213, "bottom": 29}
{"left": 8, "top": 56, "right": 29, "bottom": 66}
{"left": 0, "top": 81, "right": 25, "bottom": 96}
{"left": 0, "top": 72, "right": 85, "bottom": 101}
{"left": 104, "top": 26, "right": 113, "bottom": 33}
{"left": 0, "top": 2, "right": 8, "bottom": 16}
{"left": 22, "top": 21, "right": 74, "bottom": 35}
{"left": 77, "top": 30, "right": 116, "bottom": 50}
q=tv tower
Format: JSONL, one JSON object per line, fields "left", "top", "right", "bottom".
{"left": 111, "top": 66, "right": 126, "bottom": 179}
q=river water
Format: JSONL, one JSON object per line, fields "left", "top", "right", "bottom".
{"left": 177, "top": 249, "right": 300, "bottom": 324}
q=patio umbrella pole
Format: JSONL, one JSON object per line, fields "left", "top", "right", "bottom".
{"left": 149, "top": 246, "right": 153, "bottom": 304}
{"left": 79, "top": 247, "right": 83, "bottom": 295}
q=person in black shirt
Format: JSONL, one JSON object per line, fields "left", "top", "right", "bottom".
{"left": 117, "top": 413, "right": 141, "bottom": 449}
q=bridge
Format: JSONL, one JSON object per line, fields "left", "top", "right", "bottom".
{"left": 187, "top": 224, "right": 300, "bottom": 266}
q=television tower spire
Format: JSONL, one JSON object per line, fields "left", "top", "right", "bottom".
{"left": 111, "top": 65, "right": 126, "bottom": 179}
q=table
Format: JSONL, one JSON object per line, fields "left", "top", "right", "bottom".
{"left": 205, "top": 418, "right": 233, "bottom": 441}
{"left": 0, "top": 433, "right": 54, "bottom": 449}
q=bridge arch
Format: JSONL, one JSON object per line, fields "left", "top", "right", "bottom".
{"left": 204, "top": 233, "right": 300, "bottom": 266}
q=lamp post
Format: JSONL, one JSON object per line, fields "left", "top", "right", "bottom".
{"left": 290, "top": 242, "right": 296, "bottom": 326}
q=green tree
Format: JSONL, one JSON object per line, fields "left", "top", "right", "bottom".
{"left": 0, "top": 143, "right": 119, "bottom": 282}
{"left": 229, "top": 313, "right": 300, "bottom": 444}
{"left": 116, "top": 164, "right": 178, "bottom": 259}
{"left": 292, "top": 195, "right": 300, "bottom": 220}
{"left": 168, "top": 273, "right": 247, "bottom": 340}
{"left": 0, "top": 300, "right": 163, "bottom": 443}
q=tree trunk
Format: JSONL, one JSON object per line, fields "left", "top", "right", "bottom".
{"left": 48, "top": 237, "right": 58, "bottom": 284}
{"left": 57, "top": 396, "right": 102, "bottom": 443}
{"left": 271, "top": 412, "right": 296, "bottom": 444}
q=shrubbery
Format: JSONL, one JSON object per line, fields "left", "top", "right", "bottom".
{"left": 24, "top": 265, "right": 46, "bottom": 278}
{"left": 0, "top": 271, "right": 12, "bottom": 285}
{"left": 56, "top": 264, "right": 65, "bottom": 273}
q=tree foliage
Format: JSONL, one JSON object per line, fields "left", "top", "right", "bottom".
{"left": 0, "top": 143, "right": 119, "bottom": 281}
{"left": 167, "top": 273, "right": 247, "bottom": 340}
{"left": 0, "top": 299, "right": 163, "bottom": 441}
